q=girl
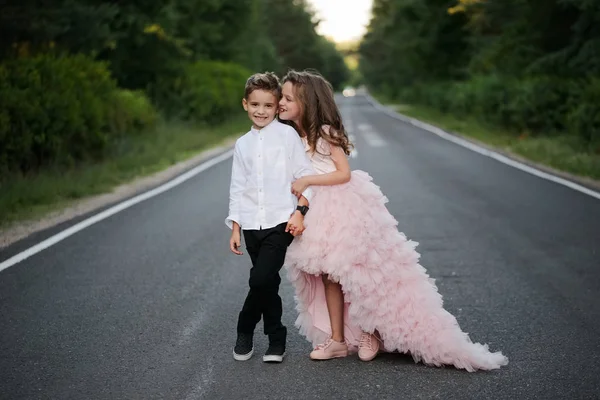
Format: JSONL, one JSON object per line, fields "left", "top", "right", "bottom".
{"left": 278, "top": 70, "right": 508, "bottom": 371}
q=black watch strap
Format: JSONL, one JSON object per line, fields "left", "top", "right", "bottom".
{"left": 296, "top": 205, "right": 309, "bottom": 216}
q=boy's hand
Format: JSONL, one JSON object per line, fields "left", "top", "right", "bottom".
{"left": 286, "top": 211, "right": 305, "bottom": 237}
{"left": 291, "top": 177, "right": 309, "bottom": 199}
{"left": 229, "top": 229, "right": 243, "bottom": 255}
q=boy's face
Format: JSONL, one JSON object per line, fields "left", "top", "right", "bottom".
{"left": 242, "top": 89, "right": 278, "bottom": 129}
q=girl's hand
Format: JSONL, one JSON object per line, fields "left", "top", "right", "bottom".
{"left": 286, "top": 212, "right": 305, "bottom": 237}
{"left": 292, "top": 177, "right": 310, "bottom": 198}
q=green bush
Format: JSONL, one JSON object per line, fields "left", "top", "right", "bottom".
{"left": 567, "top": 77, "right": 600, "bottom": 150}
{"left": 468, "top": 76, "right": 518, "bottom": 128}
{"left": 401, "top": 75, "right": 587, "bottom": 142}
{"left": 152, "top": 60, "right": 251, "bottom": 123}
{"left": 398, "top": 82, "right": 451, "bottom": 113}
{"left": 505, "top": 77, "right": 571, "bottom": 134}
{"left": 0, "top": 54, "right": 158, "bottom": 175}
{"left": 414, "top": 76, "right": 518, "bottom": 128}
{"left": 109, "top": 89, "right": 159, "bottom": 134}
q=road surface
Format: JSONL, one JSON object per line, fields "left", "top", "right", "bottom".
{"left": 1, "top": 93, "right": 599, "bottom": 400}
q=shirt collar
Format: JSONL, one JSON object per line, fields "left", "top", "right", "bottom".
{"left": 250, "top": 119, "right": 279, "bottom": 135}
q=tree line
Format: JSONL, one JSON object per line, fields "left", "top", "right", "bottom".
{"left": 0, "top": 0, "right": 349, "bottom": 175}
{"left": 360, "top": 0, "right": 600, "bottom": 150}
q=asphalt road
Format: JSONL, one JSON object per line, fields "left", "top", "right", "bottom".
{"left": 1, "top": 94, "right": 599, "bottom": 400}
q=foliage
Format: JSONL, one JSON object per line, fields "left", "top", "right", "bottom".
{"left": 360, "top": 0, "right": 600, "bottom": 148}
{"left": 0, "top": 0, "right": 350, "bottom": 175}
{"left": 152, "top": 60, "right": 250, "bottom": 123}
{"left": 0, "top": 54, "right": 157, "bottom": 175}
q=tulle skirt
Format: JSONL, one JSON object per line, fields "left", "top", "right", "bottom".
{"left": 285, "top": 170, "right": 508, "bottom": 371}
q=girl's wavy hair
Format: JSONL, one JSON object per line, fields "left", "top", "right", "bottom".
{"left": 281, "top": 69, "right": 353, "bottom": 156}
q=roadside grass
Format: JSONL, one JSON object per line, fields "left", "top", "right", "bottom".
{"left": 0, "top": 113, "right": 249, "bottom": 228}
{"left": 377, "top": 99, "right": 600, "bottom": 182}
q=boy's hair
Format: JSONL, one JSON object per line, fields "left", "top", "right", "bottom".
{"left": 244, "top": 72, "right": 281, "bottom": 99}
{"left": 281, "top": 69, "right": 353, "bottom": 156}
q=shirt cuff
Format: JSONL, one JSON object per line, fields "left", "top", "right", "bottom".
{"left": 302, "top": 187, "right": 314, "bottom": 203}
{"left": 225, "top": 215, "right": 240, "bottom": 230}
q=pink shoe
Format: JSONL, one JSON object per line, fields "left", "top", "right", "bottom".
{"left": 309, "top": 338, "right": 349, "bottom": 360}
{"left": 358, "top": 332, "right": 380, "bottom": 361}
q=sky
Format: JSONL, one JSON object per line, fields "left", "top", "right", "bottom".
{"left": 307, "top": 0, "right": 373, "bottom": 43}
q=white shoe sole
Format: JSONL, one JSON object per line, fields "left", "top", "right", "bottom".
{"left": 263, "top": 353, "right": 285, "bottom": 363}
{"left": 233, "top": 348, "right": 254, "bottom": 361}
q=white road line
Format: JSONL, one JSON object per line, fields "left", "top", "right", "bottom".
{"left": 362, "top": 132, "right": 386, "bottom": 147}
{"left": 356, "top": 123, "right": 387, "bottom": 147}
{"left": 364, "top": 93, "right": 600, "bottom": 201}
{"left": 348, "top": 134, "right": 358, "bottom": 158}
{"left": 0, "top": 150, "right": 235, "bottom": 273}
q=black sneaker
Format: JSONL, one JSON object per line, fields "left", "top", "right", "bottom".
{"left": 233, "top": 333, "right": 254, "bottom": 361}
{"left": 263, "top": 342, "right": 285, "bottom": 363}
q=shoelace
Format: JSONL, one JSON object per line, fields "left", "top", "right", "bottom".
{"left": 314, "top": 338, "right": 334, "bottom": 350}
{"left": 359, "top": 333, "right": 375, "bottom": 351}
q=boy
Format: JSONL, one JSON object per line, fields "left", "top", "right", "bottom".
{"left": 225, "top": 72, "right": 314, "bottom": 363}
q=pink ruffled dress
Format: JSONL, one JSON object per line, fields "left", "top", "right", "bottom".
{"left": 284, "top": 134, "right": 508, "bottom": 372}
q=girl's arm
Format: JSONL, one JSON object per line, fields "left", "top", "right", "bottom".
{"left": 305, "top": 145, "right": 351, "bottom": 185}
{"left": 291, "top": 145, "right": 350, "bottom": 197}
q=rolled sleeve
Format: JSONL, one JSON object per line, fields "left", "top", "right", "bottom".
{"left": 301, "top": 187, "right": 314, "bottom": 203}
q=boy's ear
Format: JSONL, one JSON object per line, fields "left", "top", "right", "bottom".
{"left": 242, "top": 98, "right": 248, "bottom": 111}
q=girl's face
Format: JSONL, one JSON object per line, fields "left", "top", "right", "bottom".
{"left": 279, "top": 82, "right": 302, "bottom": 124}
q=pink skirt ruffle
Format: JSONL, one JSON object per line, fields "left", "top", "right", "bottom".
{"left": 285, "top": 170, "right": 508, "bottom": 371}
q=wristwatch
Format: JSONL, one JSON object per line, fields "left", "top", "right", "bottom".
{"left": 296, "top": 205, "right": 309, "bottom": 216}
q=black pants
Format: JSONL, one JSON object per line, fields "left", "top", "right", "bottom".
{"left": 237, "top": 222, "right": 294, "bottom": 344}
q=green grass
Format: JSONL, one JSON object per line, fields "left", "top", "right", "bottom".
{"left": 0, "top": 113, "right": 250, "bottom": 228}
{"left": 383, "top": 102, "right": 600, "bottom": 181}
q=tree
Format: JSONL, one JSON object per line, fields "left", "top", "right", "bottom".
{"left": 264, "top": 0, "right": 349, "bottom": 89}
{"left": 360, "top": 0, "right": 469, "bottom": 94}
{"left": 0, "top": 0, "right": 348, "bottom": 90}
{"left": 0, "top": 0, "right": 118, "bottom": 58}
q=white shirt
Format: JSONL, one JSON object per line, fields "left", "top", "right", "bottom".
{"left": 225, "top": 119, "right": 315, "bottom": 230}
